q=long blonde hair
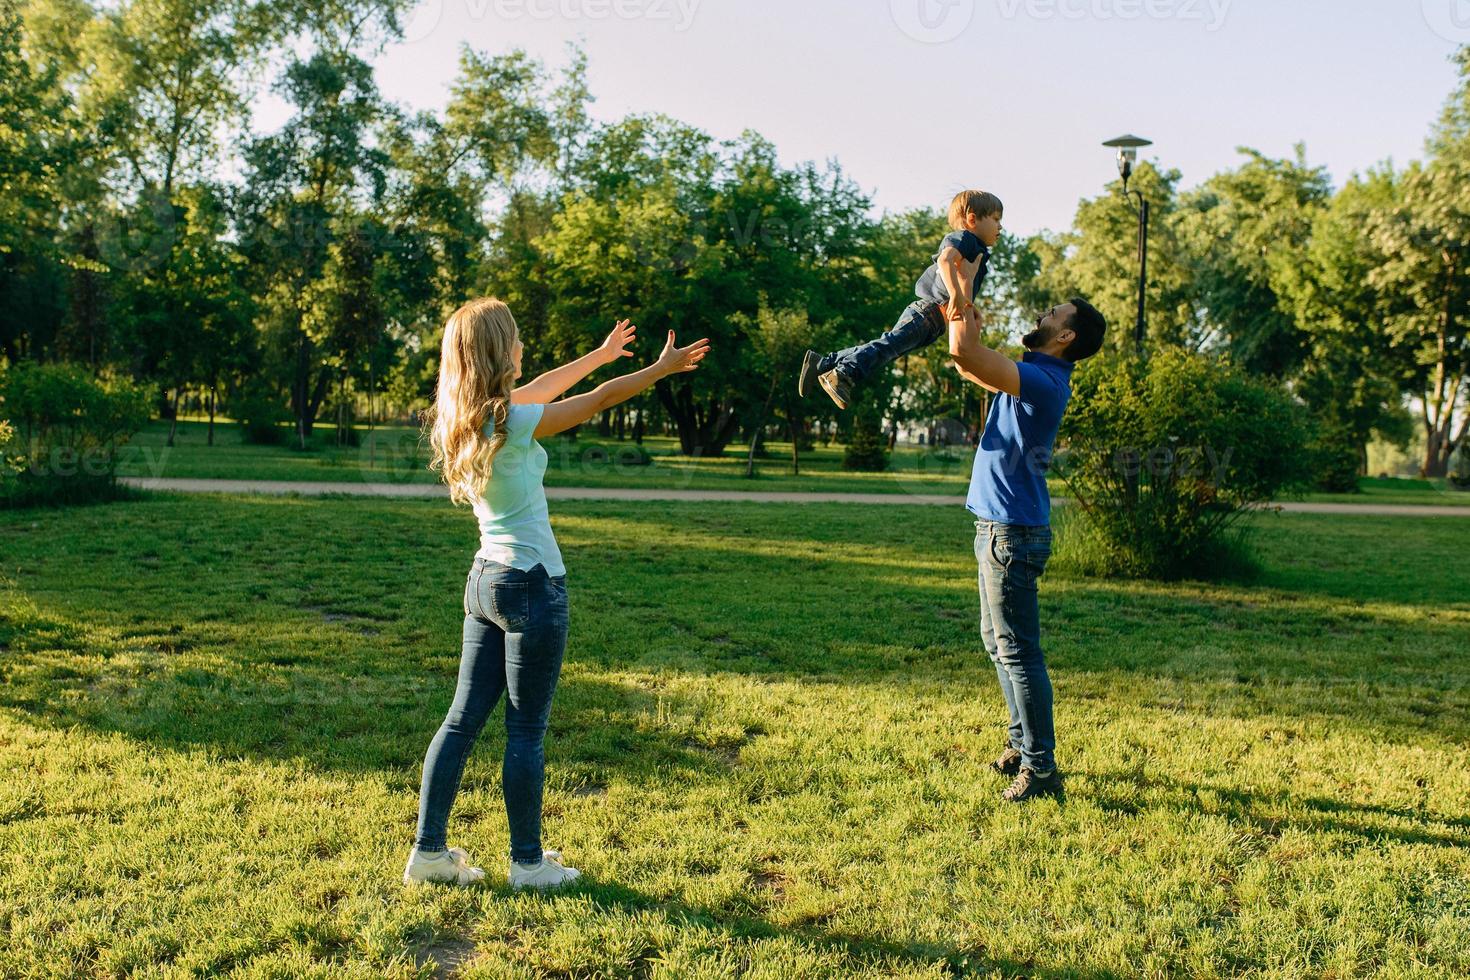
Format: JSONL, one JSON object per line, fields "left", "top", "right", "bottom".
{"left": 425, "top": 297, "right": 520, "bottom": 505}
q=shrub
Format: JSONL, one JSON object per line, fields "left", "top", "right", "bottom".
{"left": 843, "top": 402, "right": 889, "bottom": 472}
{"left": 1053, "top": 348, "right": 1311, "bottom": 580}
{"left": 232, "top": 390, "right": 290, "bottom": 446}
{"left": 1451, "top": 446, "right": 1470, "bottom": 490}
{"left": 1308, "top": 420, "right": 1363, "bottom": 493}
{"left": 0, "top": 361, "right": 151, "bottom": 507}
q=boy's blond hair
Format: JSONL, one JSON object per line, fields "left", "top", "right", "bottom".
{"left": 948, "top": 190, "right": 1003, "bottom": 231}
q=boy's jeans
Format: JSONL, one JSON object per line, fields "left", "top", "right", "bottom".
{"left": 819, "top": 299, "right": 947, "bottom": 384}
{"left": 415, "top": 560, "right": 569, "bottom": 864}
{"left": 975, "top": 519, "right": 1056, "bottom": 772}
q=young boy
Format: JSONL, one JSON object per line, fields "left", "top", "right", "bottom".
{"left": 798, "top": 190, "right": 1003, "bottom": 409}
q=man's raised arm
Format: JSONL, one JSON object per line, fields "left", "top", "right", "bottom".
{"left": 948, "top": 314, "right": 1020, "bottom": 398}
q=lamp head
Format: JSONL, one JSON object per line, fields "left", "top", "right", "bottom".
{"left": 1103, "top": 134, "right": 1153, "bottom": 189}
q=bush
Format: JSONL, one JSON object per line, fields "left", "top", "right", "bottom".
{"left": 1451, "top": 446, "right": 1470, "bottom": 490}
{"left": 1308, "top": 421, "right": 1363, "bottom": 493}
{"left": 1053, "top": 348, "right": 1311, "bottom": 580}
{"left": 232, "top": 389, "right": 290, "bottom": 445}
{"left": 0, "top": 361, "right": 151, "bottom": 507}
{"left": 843, "top": 403, "right": 889, "bottom": 472}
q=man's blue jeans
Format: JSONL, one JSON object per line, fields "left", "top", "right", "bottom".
{"left": 414, "top": 560, "right": 568, "bottom": 864}
{"left": 975, "top": 519, "right": 1056, "bottom": 772}
{"left": 818, "top": 299, "right": 947, "bottom": 384}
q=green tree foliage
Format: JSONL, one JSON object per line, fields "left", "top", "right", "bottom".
{"left": 7, "top": 0, "right": 1470, "bottom": 493}
{"left": 538, "top": 119, "right": 879, "bottom": 457}
{"left": 1178, "top": 146, "right": 1333, "bottom": 377}
{"left": 235, "top": 51, "right": 388, "bottom": 446}
{"left": 1366, "top": 51, "right": 1470, "bottom": 477}
{"left": 1022, "top": 162, "right": 1203, "bottom": 353}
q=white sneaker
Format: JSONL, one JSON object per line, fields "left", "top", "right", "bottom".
{"left": 403, "top": 846, "right": 486, "bottom": 886}
{"left": 507, "top": 849, "right": 582, "bottom": 889}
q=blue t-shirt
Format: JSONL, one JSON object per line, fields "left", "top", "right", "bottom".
{"left": 471, "top": 402, "right": 566, "bottom": 575}
{"left": 915, "top": 230, "right": 991, "bottom": 306}
{"left": 965, "top": 352, "right": 1075, "bottom": 527}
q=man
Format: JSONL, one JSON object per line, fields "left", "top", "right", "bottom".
{"left": 948, "top": 299, "right": 1107, "bottom": 802}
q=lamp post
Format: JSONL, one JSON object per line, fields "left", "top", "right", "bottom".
{"left": 1102, "top": 134, "right": 1153, "bottom": 352}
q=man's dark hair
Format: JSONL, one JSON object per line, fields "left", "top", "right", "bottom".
{"left": 1063, "top": 298, "right": 1107, "bottom": 362}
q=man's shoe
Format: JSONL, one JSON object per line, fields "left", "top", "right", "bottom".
{"left": 989, "top": 746, "right": 1023, "bottom": 777}
{"left": 818, "top": 369, "right": 852, "bottom": 410}
{"left": 403, "top": 845, "right": 486, "bottom": 886}
{"left": 1001, "top": 767, "right": 1062, "bottom": 804}
{"left": 508, "top": 850, "right": 582, "bottom": 890}
{"left": 798, "top": 350, "right": 823, "bottom": 398}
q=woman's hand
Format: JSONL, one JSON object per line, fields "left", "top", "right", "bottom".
{"left": 655, "top": 331, "right": 711, "bottom": 377}
{"left": 597, "top": 319, "right": 638, "bottom": 364}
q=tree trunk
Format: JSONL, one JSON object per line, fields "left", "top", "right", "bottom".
{"left": 166, "top": 387, "right": 182, "bottom": 447}
{"left": 656, "top": 381, "right": 741, "bottom": 457}
{"left": 207, "top": 386, "right": 215, "bottom": 447}
{"left": 745, "top": 376, "right": 778, "bottom": 478}
{"left": 787, "top": 403, "right": 801, "bottom": 477}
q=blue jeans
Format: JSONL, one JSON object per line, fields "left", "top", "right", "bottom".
{"left": 975, "top": 520, "right": 1056, "bottom": 772}
{"left": 818, "top": 299, "right": 947, "bottom": 384}
{"left": 414, "top": 560, "right": 569, "bottom": 863}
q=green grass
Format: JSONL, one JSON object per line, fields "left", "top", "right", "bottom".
{"left": 114, "top": 418, "right": 1470, "bottom": 506}
{"left": 113, "top": 418, "right": 975, "bottom": 496}
{"left": 3, "top": 496, "right": 1468, "bottom": 977}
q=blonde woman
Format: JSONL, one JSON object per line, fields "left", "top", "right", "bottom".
{"left": 403, "top": 298, "right": 710, "bottom": 888}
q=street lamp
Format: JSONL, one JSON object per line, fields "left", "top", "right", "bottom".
{"left": 1102, "top": 134, "right": 1153, "bottom": 352}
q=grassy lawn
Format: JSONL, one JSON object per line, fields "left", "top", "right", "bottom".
{"left": 114, "top": 418, "right": 1470, "bottom": 506}
{"left": 113, "top": 419, "right": 976, "bottom": 497}
{"left": 3, "top": 496, "right": 1468, "bottom": 977}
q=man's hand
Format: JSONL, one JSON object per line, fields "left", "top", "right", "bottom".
{"left": 596, "top": 319, "right": 638, "bottom": 364}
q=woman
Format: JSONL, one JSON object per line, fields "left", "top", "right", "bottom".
{"left": 403, "top": 297, "right": 710, "bottom": 888}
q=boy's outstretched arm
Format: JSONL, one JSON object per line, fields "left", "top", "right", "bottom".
{"left": 512, "top": 319, "right": 637, "bottom": 404}
{"left": 949, "top": 314, "right": 1020, "bottom": 397}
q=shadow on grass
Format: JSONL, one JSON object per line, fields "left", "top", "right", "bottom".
{"left": 431, "top": 878, "right": 1130, "bottom": 980}
{"left": 1080, "top": 769, "right": 1470, "bottom": 851}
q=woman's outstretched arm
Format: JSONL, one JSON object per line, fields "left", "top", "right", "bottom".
{"left": 534, "top": 331, "right": 711, "bottom": 440}
{"left": 512, "top": 320, "right": 637, "bottom": 405}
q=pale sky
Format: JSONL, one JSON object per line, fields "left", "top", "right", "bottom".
{"left": 255, "top": 0, "right": 1468, "bottom": 237}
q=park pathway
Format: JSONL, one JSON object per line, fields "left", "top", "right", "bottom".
{"left": 118, "top": 477, "right": 1470, "bottom": 517}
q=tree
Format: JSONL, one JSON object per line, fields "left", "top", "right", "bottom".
{"left": 1276, "top": 168, "right": 1412, "bottom": 486}
{"left": 1, "top": 0, "right": 94, "bottom": 363}
{"left": 236, "top": 51, "right": 388, "bottom": 447}
{"left": 736, "top": 301, "right": 810, "bottom": 477}
{"left": 1367, "top": 49, "right": 1470, "bottom": 477}
{"left": 111, "top": 185, "right": 252, "bottom": 446}
{"left": 1178, "top": 146, "right": 1333, "bottom": 377}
